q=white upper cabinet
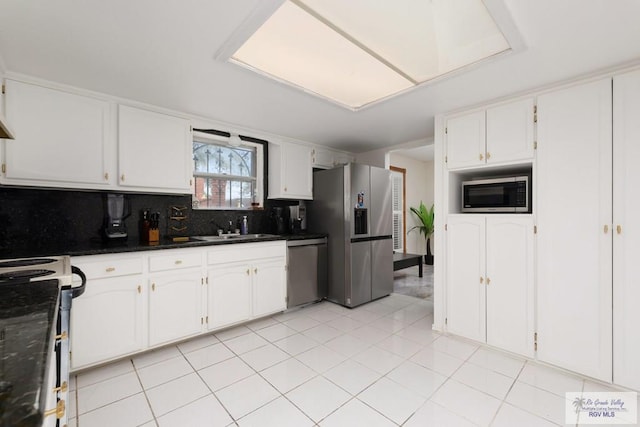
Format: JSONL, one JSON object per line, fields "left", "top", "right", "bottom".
{"left": 311, "top": 147, "right": 335, "bottom": 169}
{"left": 446, "top": 98, "right": 535, "bottom": 170}
{"left": 536, "top": 78, "right": 612, "bottom": 382}
{"left": 446, "top": 110, "right": 486, "bottom": 169}
{"left": 268, "top": 141, "right": 313, "bottom": 199}
{"left": 613, "top": 69, "right": 640, "bottom": 391}
{"left": 118, "top": 105, "right": 192, "bottom": 193}
{"left": 2, "top": 80, "right": 111, "bottom": 188}
{"left": 486, "top": 98, "right": 535, "bottom": 164}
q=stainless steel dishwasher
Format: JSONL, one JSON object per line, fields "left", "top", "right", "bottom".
{"left": 286, "top": 237, "right": 327, "bottom": 308}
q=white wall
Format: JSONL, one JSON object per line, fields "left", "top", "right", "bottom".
{"left": 389, "top": 152, "right": 434, "bottom": 255}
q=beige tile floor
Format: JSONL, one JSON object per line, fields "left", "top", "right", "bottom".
{"left": 67, "top": 291, "right": 639, "bottom": 426}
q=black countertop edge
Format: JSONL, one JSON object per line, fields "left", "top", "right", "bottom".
{"left": 0, "top": 233, "right": 328, "bottom": 259}
{"left": 0, "top": 279, "right": 60, "bottom": 427}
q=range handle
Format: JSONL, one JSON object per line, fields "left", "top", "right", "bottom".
{"left": 64, "top": 266, "right": 86, "bottom": 298}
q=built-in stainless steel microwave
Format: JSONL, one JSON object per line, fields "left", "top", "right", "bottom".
{"left": 462, "top": 175, "right": 531, "bottom": 213}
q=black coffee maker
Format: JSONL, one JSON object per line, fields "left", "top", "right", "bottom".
{"left": 103, "top": 194, "right": 130, "bottom": 239}
{"left": 269, "top": 207, "right": 289, "bottom": 235}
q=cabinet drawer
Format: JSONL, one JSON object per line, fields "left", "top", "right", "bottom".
{"left": 207, "top": 242, "right": 286, "bottom": 265}
{"left": 74, "top": 255, "right": 143, "bottom": 279}
{"left": 149, "top": 251, "right": 202, "bottom": 272}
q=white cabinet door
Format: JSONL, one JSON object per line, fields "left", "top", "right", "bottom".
{"left": 3, "top": 80, "right": 111, "bottom": 188}
{"left": 486, "top": 216, "right": 535, "bottom": 357}
{"left": 71, "top": 275, "right": 144, "bottom": 369}
{"left": 311, "top": 147, "right": 334, "bottom": 169}
{"left": 252, "top": 259, "right": 286, "bottom": 318}
{"left": 148, "top": 269, "right": 203, "bottom": 347}
{"left": 446, "top": 110, "right": 486, "bottom": 169}
{"left": 208, "top": 264, "right": 252, "bottom": 329}
{"left": 486, "top": 98, "right": 535, "bottom": 164}
{"left": 268, "top": 141, "right": 313, "bottom": 199}
{"left": 613, "top": 70, "right": 640, "bottom": 391}
{"left": 537, "top": 78, "right": 612, "bottom": 382}
{"left": 118, "top": 105, "right": 191, "bottom": 193}
{"left": 446, "top": 215, "right": 486, "bottom": 342}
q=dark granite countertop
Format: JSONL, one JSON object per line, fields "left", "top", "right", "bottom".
{"left": 0, "top": 233, "right": 328, "bottom": 260}
{"left": 0, "top": 279, "right": 60, "bottom": 427}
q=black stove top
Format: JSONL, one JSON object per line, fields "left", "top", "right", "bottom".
{"left": 0, "top": 258, "right": 56, "bottom": 269}
{"left": 0, "top": 270, "right": 56, "bottom": 283}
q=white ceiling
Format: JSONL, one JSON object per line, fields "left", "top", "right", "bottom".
{"left": 1, "top": 0, "right": 640, "bottom": 153}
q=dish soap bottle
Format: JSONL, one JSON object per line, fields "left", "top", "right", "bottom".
{"left": 241, "top": 216, "right": 249, "bottom": 235}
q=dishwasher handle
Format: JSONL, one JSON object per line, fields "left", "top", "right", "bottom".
{"left": 286, "top": 238, "right": 327, "bottom": 247}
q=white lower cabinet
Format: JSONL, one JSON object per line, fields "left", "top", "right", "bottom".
{"left": 252, "top": 258, "right": 286, "bottom": 318}
{"left": 446, "top": 215, "right": 534, "bottom": 358}
{"left": 71, "top": 242, "right": 286, "bottom": 370}
{"left": 446, "top": 215, "right": 486, "bottom": 343}
{"left": 71, "top": 274, "right": 145, "bottom": 370}
{"left": 148, "top": 269, "right": 204, "bottom": 346}
{"left": 207, "top": 264, "right": 252, "bottom": 329}
{"left": 207, "top": 241, "right": 286, "bottom": 329}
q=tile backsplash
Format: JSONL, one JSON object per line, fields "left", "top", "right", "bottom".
{"left": 0, "top": 187, "right": 297, "bottom": 252}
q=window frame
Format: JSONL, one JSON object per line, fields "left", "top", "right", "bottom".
{"left": 192, "top": 131, "right": 264, "bottom": 210}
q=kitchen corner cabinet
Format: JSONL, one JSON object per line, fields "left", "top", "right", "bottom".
{"left": 118, "top": 105, "right": 192, "bottom": 193}
{"left": 446, "top": 215, "right": 534, "bottom": 358}
{"left": 268, "top": 141, "right": 313, "bottom": 200}
{"left": 311, "top": 147, "right": 355, "bottom": 170}
{"left": 70, "top": 255, "right": 145, "bottom": 370}
{"left": 445, "top": 98, "right": 534, "bottom": 169}
{"left": 536, "top": 78, "right": 612, "bottom": 382}
{"left": 2, "top": 79, "right": 111, "bottom": 188}
{"left": 613, "top": 69, "right": 640, "bottom": 391}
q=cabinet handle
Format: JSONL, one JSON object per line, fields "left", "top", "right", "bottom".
{"left": 152, "top": 283, "right": 156, "bottom": 291}
{"left": 246, "top": 269, "right": 250, "bottom": 275}
{"left": 105, "top": 267, "right": 115, "bottom": 273}
{"left": 486, "top": 277, "right": 491, "bottom": 285}
{"left": 480, "top": 277, "right": 484, "bottom": 284}
{"left": 479, "top": 153, "right": 484, "bottom": 161}
{"left": 254, "top": 268, "right": 258, "bottom": 274}
{"left": 52, "top": 381, "right": 68, "bottom": 393}
{"left": 604, "top": 225, "right": 609, "bottom": 234}
{"left": 44, "top": 399, "right": 65, "bottom": 419}
{"left": 121, "top": 174, "right": 125, "bottom": 182}
{"left": 137, "top": 285, "right": 141, "bottom": 294}
{"left": 617, "top": 225, "right": 622, "bottom": 234}
{"left": 486, "top": 152, "right": 491, "bottom": 160}
{"left": 175, "top": 260, "right": 183, "bottom": 265}
{"left": 284, "top": 187, "right": 287, "bottom": 192}
{"left": 104, "top": 172, "right": 109, "bottom": 181}
{"left": 55, "top": 331, "right": 68, "bottom": 341}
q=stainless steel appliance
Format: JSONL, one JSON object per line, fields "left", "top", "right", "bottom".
{"left": 269, "top": 207, "right": 289, "bottom": 235}
{"left": 461, "top": 175, "right": 531, "bottom": 213}
{"left": 286, "top": 237, "right": 327, "bottom": 308}
{"left": 104, "top": 193, "right": 130, "bottom": 239}
{"left": 0, "top": 256, "right": 85, "bottom": 427}
{"left": 288, "top": 201, "right": 307, "bottom": 234}
{"left": 308, "top": 163, "right": 393, "bottom": 308}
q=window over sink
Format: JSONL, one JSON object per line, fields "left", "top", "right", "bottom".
{"left": 192, "top": 131, "right": 264, "bottom": 210}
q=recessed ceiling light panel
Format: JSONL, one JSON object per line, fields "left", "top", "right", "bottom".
{"left": 230, "top": 0, "right": 514, "bottom": 110}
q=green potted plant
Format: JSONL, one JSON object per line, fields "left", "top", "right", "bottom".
{"left": 408, "top": 202, "right": 435, "bottom": 265}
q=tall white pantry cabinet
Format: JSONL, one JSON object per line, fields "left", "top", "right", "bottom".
{"left": 436, "top": 68, "right": 640, "bottom": 389}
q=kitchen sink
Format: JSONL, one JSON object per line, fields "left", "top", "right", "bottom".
{"left": 191, "top": 234, "right": 278, "bottom": 242}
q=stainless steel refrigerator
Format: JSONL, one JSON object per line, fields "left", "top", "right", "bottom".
{"left": 308, "top": 163, "right": 393, "bottom": 307}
